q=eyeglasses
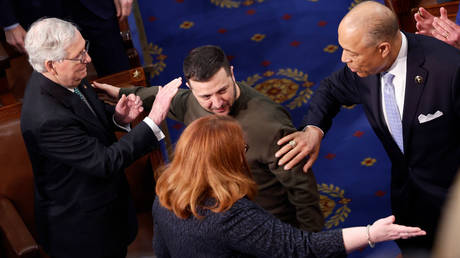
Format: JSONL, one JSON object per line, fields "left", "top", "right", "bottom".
{"left": 60, "top": 40, "right": 90, "bottom": 64}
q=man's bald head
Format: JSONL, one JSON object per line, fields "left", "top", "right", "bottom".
{"left": 340, "top": 1, "right": 399, "bottom": 46}
{"left": 337, "top": 1, "right": 401, "bottom": 77}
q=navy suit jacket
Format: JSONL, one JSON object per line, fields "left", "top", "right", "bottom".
{"left": 20, "top": 72, "right": 158, "bottom": 257}
{"left": 0, "top": 0, "right": 115, "bottom": 28}
{"left": 303, "top": 33, "right": 460, "bottom": 242}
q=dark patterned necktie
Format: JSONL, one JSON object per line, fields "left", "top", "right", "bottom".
{"left": 74, "top": 87, "right": 96, "bottom": 117}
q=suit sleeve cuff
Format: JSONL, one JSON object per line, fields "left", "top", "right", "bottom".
{"left": 112, "top": 115, "right": 131, "bottom": 132}
{"left": 302, "top": 125, "right": 324, "bottom": 136}
{"left": 142, "top": 117, "right": 165, "bottom": 141}
{"left": 3, "top": 23, "right": 19, "bottom": 31}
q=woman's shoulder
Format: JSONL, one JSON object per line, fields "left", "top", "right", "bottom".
{"left": 220, "top": 197, "right": 270, "bottom": 222}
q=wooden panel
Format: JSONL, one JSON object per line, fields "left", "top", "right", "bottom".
{"left": 94, "top": 67, "right": 147, "bottom": 88}
{"left": 0, "top": 103, "right": 36, "bottom": 239}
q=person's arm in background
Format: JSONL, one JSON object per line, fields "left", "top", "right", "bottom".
{"left": 0, "top": 0, "right": 27, "bottom": 53}
{"left": 414, "top": 6, "right": 460, "bottom": 49}
{"left": 432, "top": 15, "right": 460, "bottom": 49}
{"left": 113, "top": 0, "right": 133, "bottom": 21}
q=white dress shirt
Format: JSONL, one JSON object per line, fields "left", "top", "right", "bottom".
{"left": 381, "top": 31, "right": 408, "bottom": 134}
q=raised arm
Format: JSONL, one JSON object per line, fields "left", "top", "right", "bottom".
{"left": 224, "top": 199, "right": 424, "bottom": 256}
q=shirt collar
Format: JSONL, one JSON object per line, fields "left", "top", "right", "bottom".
{"left": 386, "top": 31, "right": 408, "bottom": 75}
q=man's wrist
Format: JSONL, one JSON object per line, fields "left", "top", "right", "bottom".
{"left": 143, "top": 116, "right": 165, "bottom": 141}
{"left": 302, "top": 125, "right": 324, "bottom": 137}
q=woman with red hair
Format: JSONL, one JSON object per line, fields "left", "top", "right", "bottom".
{"left": 153, "top": 115, "right": 425, "bottom": 257}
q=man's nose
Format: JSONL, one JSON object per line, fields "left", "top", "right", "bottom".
{"left": 341, "top": 51, "right": 350, "bottom": 63}
{"left": 211, "top": 96, "right": 223, "bottom": 108}
{"left": 83, "top": 52, "right": 92, "bottom": 64}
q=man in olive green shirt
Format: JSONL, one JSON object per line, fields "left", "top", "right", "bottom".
{"left": 94, "top": 45, "right": 324, "bottom": 231}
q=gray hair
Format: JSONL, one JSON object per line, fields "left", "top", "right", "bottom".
{"left": 24, "top": 18, "right": 78, "bottom": 72}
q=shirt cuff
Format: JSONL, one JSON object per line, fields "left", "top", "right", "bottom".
{"left": 112, "top": 115, "right": 131, "bottom": 132}
{"left": 302, "top": 125, "right": 324, "bottom": 137}
{"left": 143, "top": 117, "right": 165, "bottom": 141}
{"left": 4, "top": 23, "right": 19, "bottom": 31}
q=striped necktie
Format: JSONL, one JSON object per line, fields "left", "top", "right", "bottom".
{"left": 382, "top": 72, "right": 404, "bottom": 153}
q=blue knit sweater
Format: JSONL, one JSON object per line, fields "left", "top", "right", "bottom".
{"left": 152, "top": 197, "right": 346, "bottom": 257}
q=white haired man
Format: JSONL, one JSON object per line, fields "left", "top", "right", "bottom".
{"left": 20, "top": 18, "right": 181, "bottom": 257}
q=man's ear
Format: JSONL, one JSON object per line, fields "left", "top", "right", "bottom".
{"left": 44, "top": 60, "right": 56, "bottom": 74}
{"left": 230, "top": 66, "right": 236, "bottom": 81}
{"left": 378, "top": 42, "right": 391, "bottom": 58}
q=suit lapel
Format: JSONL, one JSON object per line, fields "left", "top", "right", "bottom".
{"left": 78, "top": 79, "right": 112, "bottom": 130}
{"left": 38, "top": 74, "right": 107, "bottom": 131}
{"left": 402, "top": 34, "right": 427, "bottom": 150}
{"left": 365, "top": 74, "right": 387, "bottom": 130}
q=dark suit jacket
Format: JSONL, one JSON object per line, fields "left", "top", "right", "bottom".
{"left": 20, "top": 72, "right": 158, "bottom": 257}
{"left": 0, "top": 0, "right": 129, "bottom": 76}
{"left": 303, "top": 33, "right": 460, "bottom": 245}
{"left": 0, "top": 0, "right": 115, "bottom": 28}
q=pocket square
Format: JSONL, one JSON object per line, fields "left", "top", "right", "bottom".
{"left": 418, "top": 110, "right": 443, "bottom": 124}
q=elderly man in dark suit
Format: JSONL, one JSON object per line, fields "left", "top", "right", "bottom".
{"left": 20, "top": 18, "right": 180, "bottom": 258}
{"left": 0, "top": 0, "right": 132, "bottom": 76}
{"left": 276, "top": 1, "right": 460, "bottom": 254}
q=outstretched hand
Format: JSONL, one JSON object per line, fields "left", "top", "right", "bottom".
{"left": 275, "top": 126, "right": 323, "bottom": 172}
{"left": 114, "top": 93, "right": 143, "bottom": 125}
{"left": 369, "top": 215, "right": 426, "bottom": 243}
{"left": 148, "top": 77, "right": 182, "bottom": 125}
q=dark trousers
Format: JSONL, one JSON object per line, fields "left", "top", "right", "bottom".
{"left": 50, "top": 247, "right": 127, "bottom": 258}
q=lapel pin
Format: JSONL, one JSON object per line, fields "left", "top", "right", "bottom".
{"left": 415, "top": 75, "right": 423, "bottom": 84}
